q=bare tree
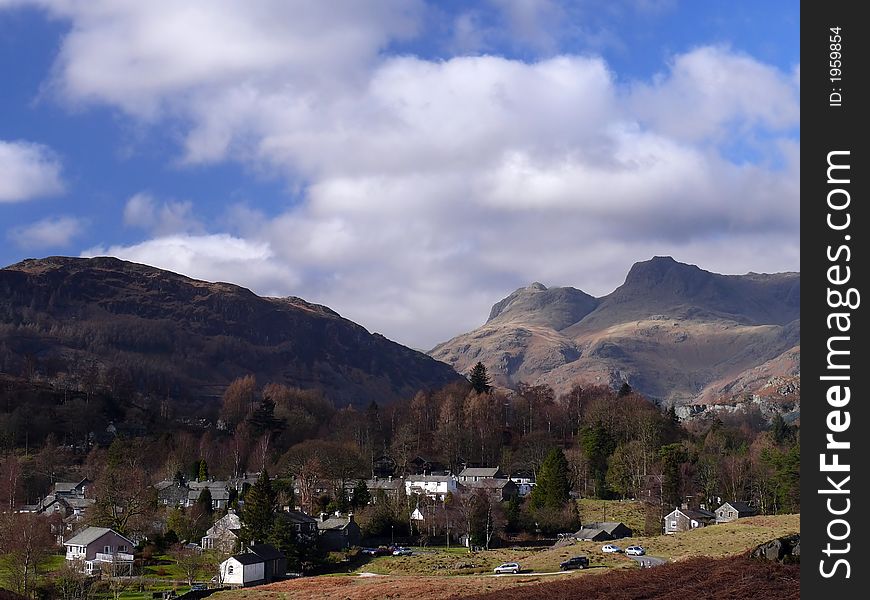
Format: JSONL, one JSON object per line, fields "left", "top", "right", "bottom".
{"left": 170, "top": 544, "right": 207, "bottom": 586}
{"left": 0, "top": 512, "right": 56, "bottom": 598}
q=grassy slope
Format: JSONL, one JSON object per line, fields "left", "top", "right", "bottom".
{"left": 213, "top": 514, "right": 799, "bottom": 600}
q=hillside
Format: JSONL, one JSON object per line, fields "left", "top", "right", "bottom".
{"left": 0, "top": 256, "right": 462, "bottom": 408}
{"left": 430, "top": 257, "right": 800, "bottom": 411}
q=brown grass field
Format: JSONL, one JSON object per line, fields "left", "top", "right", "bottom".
{"left": 214, "top": 513, "right": 799, "bottom": 600}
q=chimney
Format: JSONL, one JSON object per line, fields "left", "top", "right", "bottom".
{"left": 320, "top": 512, "right": 328, "bottom": 522}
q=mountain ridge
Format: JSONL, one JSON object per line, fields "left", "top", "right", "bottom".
{"left": 0, "top": 256, "right": 463, "bottom": 409}
{"left": 430, "top": 257, "right": 800, "bottom": 414}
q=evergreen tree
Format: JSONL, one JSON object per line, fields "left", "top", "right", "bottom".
{"left": 241, "top": 470, "right": 277, "bottom": 544}
{"left": 617, "top": 382, "right": 632, "bottom": 397}
{"left": 580, "top": 423, "right": 616, "bottom": 498}
{"left": 198, "top": 459, "right": 209, "bottom": 481}
{"left": 350, "top": 480, "right": 371, "bottom": 509}
{"left": 531, "top": 448, "right": 571, "bottom": 509}
{"left": 469, "top": 362, "right": 492, "bottom": 394}
{"left": 658, "top": 443, "right": 688, "bottom": 507}
{"left": 196, "top": 488, "right": 213, "bottom": 515}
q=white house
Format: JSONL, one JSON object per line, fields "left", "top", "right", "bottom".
{"left": 220, "top": 554, "right": 265, "bottom": 587}
{"left": 64, "top": 527, "right": 135, "bottom": 575}
{"left": 404, "top": 475, "right": 457, "bottom": 501}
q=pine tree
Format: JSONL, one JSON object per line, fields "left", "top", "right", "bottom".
{"left": 196, "top": 488, "right": 213, "bottom": 515}
{"left": 469, "top": 362, "right": 492, "bottom": 394}
{"left": 617, "top": 382, "right": 632, "bottom": 397}
{"left": 241, "top": 470, "right": 277, "bottom": 545}
{"left": 351, "top": 480, "right": 371, "bottom": 509}
{"left": 531, "top": 448, "right": 571, "bottom": 509}
{"left": 198, "top": 459, "right": 209, "bottom": 481}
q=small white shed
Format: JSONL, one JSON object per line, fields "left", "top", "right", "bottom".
{"left": 220, "top": 553, "right": 265, "bottom": 587}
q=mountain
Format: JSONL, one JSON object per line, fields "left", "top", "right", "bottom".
{"left": 430, "top": 257, "right": 800, "bottom": 411}
{"left": 0, "top": 256, "right": 462, "bottom": 408}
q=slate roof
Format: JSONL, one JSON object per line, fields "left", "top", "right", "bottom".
{"left": 249, "top": 544, "right": 285, "bottom": 561}
{"left": 460, "top": 479, "right": 514, "bottom": 489}
{"left": 459, "top": 467, "right": 500, "bottom": 478}
{"left": 284, "top": 510, "right": 317, "bottom": 524}
{"left": 65, "top": 527, "right": 132, "bottom": 547}
{"left": 720, "top": 501, "right": 755, "bottom": 513}
{"left": 680, "top": 508, "right": 715, "bottom": 520}
{"left": 231, "top": 553, "right": 263, "bottom": 565}
{"left": 318, "top": 518, "right": 351, "bottom": 531}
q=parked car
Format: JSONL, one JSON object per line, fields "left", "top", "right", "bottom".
{"left": 626, "top": 546, "right": 646, "bottom": 556}
{"left": 189, "top": 584, "right": 207, "bottom": 591}
{"left": 560, "top": 556, "right": 590, "bottom": 570}
{"left": 392, "top": 547, "right": 413, "bottom": 556}
{"left": 601, "top": 544, "right": 622, "bottom": 553}
{"left": 360, "top": 547, "right": 379, "bottom": 555}
{"left": 373, "top": 546, "right": 393, "bottom": 556}
{"left": 494, "top": 562, "right": 520, "bottom": 574}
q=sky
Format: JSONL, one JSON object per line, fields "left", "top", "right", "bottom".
{"left": 0, "top": 0, "right": 799, "bottom": 350}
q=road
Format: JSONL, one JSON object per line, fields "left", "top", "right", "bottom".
{"left": 628, "top": 555, "right": 667, "bottom": 568}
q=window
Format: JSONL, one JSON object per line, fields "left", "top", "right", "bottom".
{"left": 669, "top": 520, "right": 676, "bottom": 528}
{"left": 119, "top": 545, "right": 127, "bottom": 552}
{"left": 104, "top": 546, "right": 111, "bottom": 553}
{"left": 228, "top": 565, "right": 234, "bottom": 575}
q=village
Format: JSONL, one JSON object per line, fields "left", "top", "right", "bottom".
{"left": 10, "top": 457, "right": 770, "bottom": 596}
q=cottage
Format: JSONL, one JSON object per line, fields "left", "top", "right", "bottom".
{"left": 155, "top": 479, "right": 189, "bottom": 506}
{"left": 458, "top": 478, "right": 518, "bottom": 501}
{"left": 715, "top": 501, "right": 757, "bottom": 523}
{"left": 201, "top": 509, "right": 242, "bottom": 552}
{"left": 366, "top": 477, "right": 403, "bottom": 503}
{"left": 408, "top": 456, "right": 446, "bottom": 475}
{"left": 281, "top": 510, "right": 318, "bottom": 542}
{"left": 64, "top": 527, "right": 135, "bottom": 575}
{"left": 188, "top": 480, "right": 231, "bottom": 510}
{"left": 458, "top": 467, "right": 503, "bottom": 482}
{"left": 573, "top": 522, "right": 633, "bottom": 541}
{"left": 317, "top": 513, "right": 361, "bottom": 551}
{"left": 508, "top": 470, "right": 536, "bottom": 497}
{"left": 405, "top": 475, "right": 457, "bottom": 501}
{"left": 220, "top": 553, "right": 265, "bottom": 587}
{"left": 372, "top": 455, "right": 397, "bottom": 477}
{"left": 664, "top": 507, "right": 716, "bottom": 534}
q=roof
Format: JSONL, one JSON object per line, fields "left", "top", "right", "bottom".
{"left": 459, "top": 467, "right": 500, "bottom": 478}
{"left": 249, "top": 544, "right": 285, "bottom": 561}
{"left": 318, "top": 518, "right": 351, "bottom": 531}
{"left": 229, "top": 553, "right": 263, "bottom": 566}
{"left": 154, "top": 480, "right": 178, "bottom": 491}
{"left": 719, "top": 501, "right": 754, "bottom": 513}
{"left": 284, "top": 510, "right": 317, "bottom": 524}
{"left": 65, "top": 527, "right": 131, "bottom": 547}
{"left": 680, "top": 508, "right": 715, "bottom": 520}
{"left": 54, "top": 482, "right": 79, "bottom": 493}
{"left": 367, "top": 478, "right": 403, "bottom": 490}
{"left": 585, "top": 522, "right": 629, "bottom": 534}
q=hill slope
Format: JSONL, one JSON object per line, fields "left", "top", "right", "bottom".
{"left": 0, "top": 256, "right": 462, "bottom": 407}
{"left": 430, "top": 257, "right": 800, "bottom": 409}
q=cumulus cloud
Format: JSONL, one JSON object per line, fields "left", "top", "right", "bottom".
{"left": 8, "top": 216, "right": 84, "bottom": 249}
{"left": 122, "top": 192, "right": 203, "bottom": 235}
{"left": 6, "top": 2, "right": 799, "bottom": 348}
{"left": 0, "top": 140, "right": 65, "bottom": 202}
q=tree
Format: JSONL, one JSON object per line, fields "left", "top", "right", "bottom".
{"left": 469, "top": 362, "right": 492, "bottom": 394}
{"left": 170, "top": 544, "right": 207, "bottom": 586}
{"left": 350, "top": 480, "right": 371, "bottom": 509}
{"left": 617, "top": 382, "right": 633, "bottom": 397}
{"left": 197, "top": 459, "right": 209, "bottom": 482}
{"left": 531, "top": 448, "right": 570, "bottom": 509}
{"left": 241, "top": 470, "right": 277, "bottom": 544}
{"left": 0, "top": 512, "right": 55, "bottom": 598}
{"left": 658, "top": 443, "right": 688, "bottom": 507}
{"left": 88, "top": 464, "right": 157, "bottom": 538}
{"left": 220, "top": 375, "right": 257, "bottom": 429}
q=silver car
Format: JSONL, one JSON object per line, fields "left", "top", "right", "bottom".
{"left": 493, "top": 562, "right": 520, "bottom": 574}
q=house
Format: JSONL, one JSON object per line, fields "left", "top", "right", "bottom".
{"left": 280, "top": 510, "right": 318, "bottom": 542}
{"left": 458, "top": 467, "right": 503, "bottom": 482}
{"left": 508, "top": 470, "right": 536, "bottom": 497}
{"left": 715, "top": 501, "right": 757, "bottom": 523}
{"left": 317, "top": 513, "right": 361, "bottom": 551}
{"left": 458, "top": 478, "right": 519, "bottom": 501}
{"left": 248, "top": 544, "right": 287, "bottom": 581}
{"left": 366, "top": 477, "right": 403, "bottom": 504}
{"left": 573, "top": 522, "right": 633, "bottom": 541}
{"left": 664, "top": 507, "right": 716, "bottom": 534}
{"left": 155, "top": 479, "right": 189, "bottom": 506}
{"left": 188, "top": 480, "right": 231, "bottom": 510}
{"left": 405, "top": 475, "right": 457, "bottom": 501}
{"left": 220, "top": 553, "right": 265, "bottom": 587}
{"left": 201, "top": 509, "right": 242, "bottom": 552}
{"left": 64, "top": 527, "right": 135, "bottom": 575}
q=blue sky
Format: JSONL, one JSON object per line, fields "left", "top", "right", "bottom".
{"left": 0, "top": 0, "right": 799, "bottom": 349}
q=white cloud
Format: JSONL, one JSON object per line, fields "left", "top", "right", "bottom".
{"left": 8, "top": 216, "right": 84, "bottom": 249}
{"left": 122, "top": 192, "right": 202, "bottom": 235}
{"left": 0, "top": 140, "right": 65, "bottom": 202}
{"left": 6, "top": 1, "right": 799, "bottom": 348}
{"left": 81, "top": 233, "right": 300, "bottom": 293}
